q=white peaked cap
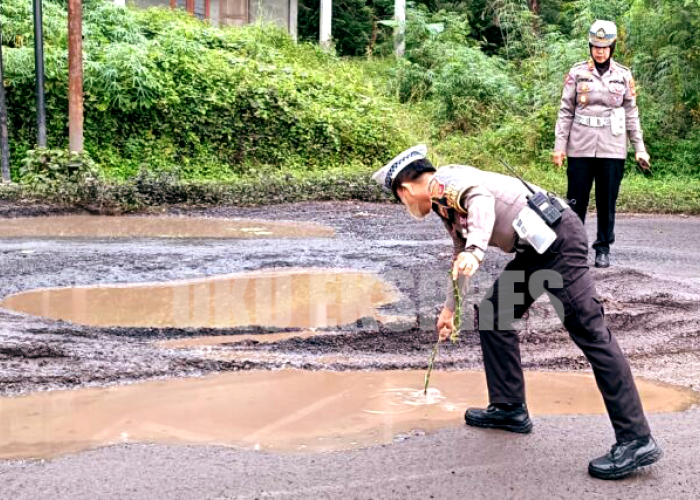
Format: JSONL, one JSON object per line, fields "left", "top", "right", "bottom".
{"left": 371, "top": 144, "right": 428, "bottom": 192}
{"left": 589, "top": 20, "right": 617, "bottom": 47}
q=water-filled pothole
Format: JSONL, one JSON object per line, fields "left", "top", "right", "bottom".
{"left": 157, "top": 330, "right": 330, "bottom": 349}
{"left": 157, "top": 314, "right": 414, "bottom": 350}
{"left": 0, "top": 370, "right": 694, "bottom": 459}
{"left": 0, "top": 269, "right": 397, "bottom": 328}
{"left": 0, "top": 216, "right": 334, "bottom": 239}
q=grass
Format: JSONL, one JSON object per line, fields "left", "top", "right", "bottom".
{"left": 3, "top": 155, "right": 698, "bottom": 214}
{"left": 3, "top": 44, "right": 698, "bottom": 214}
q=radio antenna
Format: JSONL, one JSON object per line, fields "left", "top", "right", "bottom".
{"left": 500, "top": 160, "right": 536, "bottom": 195}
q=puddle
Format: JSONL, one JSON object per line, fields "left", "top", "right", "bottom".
{"left": 0, "top": 269, "right": 397, "bottom": 329}
{"left": 157, "top": 330, "right": 332, "bottom": 349}
{"left": 0, "top": 216, "right": 334, "bottom": 239}
{"left": 156, "top": 315, "right": 413, "bottom": 350}
{"left": 197, "top": 349, "right": 359, "bottom": 366}
{"left": 0, "top": 370, "right": 694, "bottom": 459}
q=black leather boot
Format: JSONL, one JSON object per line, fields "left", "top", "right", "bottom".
{"left": 595, "top": 252, "right": 610, "bottom": 268}
{"left": 588, "top": 436, "right": 663, "bottom": 480}
{"left": 464, "top": 404, "right": 533, "bottom": 434}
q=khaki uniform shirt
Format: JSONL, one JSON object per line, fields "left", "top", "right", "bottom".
{"left": 430, "top": 165, "right": 537, "bottom": 309}
{"left": 554, "top": 59, "right": 646, "bottom": 159}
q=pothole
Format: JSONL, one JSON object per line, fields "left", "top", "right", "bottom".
{"left": 157, "top": 330, "right": 334, "bottom": 349}
{"left": 0, "top": 216, "right": 334, "bottom": 239}
{"left": 0, "top": 370, "right": 694, "bottom": 459}
{"left": 156, "top": 315, "right": 415, "bottom": 350}
{"left": 0, "top": 269, "right": 397, "bottom": 329}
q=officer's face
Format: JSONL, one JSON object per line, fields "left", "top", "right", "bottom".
{"left": 397, "top": 182, "right": 432, "bottom": 220}
{"left": 592, "top": 46, "right": 611, "bottom": 64}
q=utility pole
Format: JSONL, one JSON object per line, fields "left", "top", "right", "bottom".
{"left": 34, "top": 0, "right": 47, "bottom": 148}
{"left": 0, "top": 23, "right": 10, "bottom": 183}
{"left": 319, "top": 0, "right": 332, "bottom": 51}
{"left": 68, "top": 0, "right": 84, "bottom": 153}
{"left": 394, "top": 0, "right": 405, "bottom": 58}
{"left": 289, "top": 0, "right": 298, "bottom": 41}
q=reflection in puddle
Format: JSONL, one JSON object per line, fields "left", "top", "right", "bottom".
{"left": 364, "top": 388, "right": 447, "bottom": 415}
{"left": 0, "top": 370, "right": 694, "bottom": 459}
{"left": 0, "top": 216, "right": 334, "bottom": 239}
{"left": 0, "top": 269, "right": 397, "bottom": 329}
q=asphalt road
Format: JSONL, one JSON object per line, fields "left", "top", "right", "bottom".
{"left": 2, "top": 409, "right": 699, "bottom": 499}
{"left": 1, "top": 205, "right": 699, "bottom": 499}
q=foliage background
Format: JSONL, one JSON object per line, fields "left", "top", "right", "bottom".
{"left": 1, "top": 0, "right": 699, "bottom": 211}
{"left": 2, "top": 0, "right": 406, "bottom": 182}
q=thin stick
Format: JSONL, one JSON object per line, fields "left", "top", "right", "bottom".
{"left": 423, "top": 337, "right": 441, "bottom": 395}
{"left": 424, "top": 275, "right": 462, "bottom": 395}
{"left": 450, "top": 276, "right": 461, "bottom": 343}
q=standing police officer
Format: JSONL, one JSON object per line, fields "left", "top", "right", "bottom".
{"left": 372, "top": 145, "right": 662, "bottom": 479}
{"left": 553, "top": 20, "right": 650, "bottom": 268}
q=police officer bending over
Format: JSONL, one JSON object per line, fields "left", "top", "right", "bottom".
{"left": 372, "top": 145, "right": 662, "bottom": 479}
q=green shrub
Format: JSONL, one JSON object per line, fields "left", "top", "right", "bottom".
{"left": 3, "top": 0, "right": 407, "bottom": 183}
{"left": 298, "top": 0, "right": 394, "bottom": 56}
{"left": 390, "top": 7, "right": 518, "bottom": 131}
{"left": 2, "top": 0, "right": 698, "bottom": 211}
{"left": 19, "top": 149, "right": 101, "bottom": 189}
{"left": 431, "top": 45, "right": 519, "bottom": 132}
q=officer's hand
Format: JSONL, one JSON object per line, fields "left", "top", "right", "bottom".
{"left": 552, "top": 150, "right": 566, "bottom": 167}
{"left": 437, "top": 307, "right": 454, "bottom": 341}
{"left": 452, "top": 252, "right": 480, "bottom": 280}
{"left": 635, "top": 151, "right": 651, "bottom": 169}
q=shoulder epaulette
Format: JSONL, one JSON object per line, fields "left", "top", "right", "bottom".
{"left": 430, "top": 168, "right": 477, "bottom": 214}
{"left": 613, "top": 60, "right": 631, "bottom": 72}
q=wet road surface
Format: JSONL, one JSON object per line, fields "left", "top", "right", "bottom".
{"left": 2, "top": 370, "right": 692, "bottom": 459}
{"left": 1, "top": 202, "right": 700, "bottom": 498}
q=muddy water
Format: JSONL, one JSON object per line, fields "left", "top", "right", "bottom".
{"left": 0, "top": 371, "right": 694, "bottom": 459}
{"left": 0, "top": 269, "right": 397, "bottom": 329}
{"left": 0, "top": 216, "right": 334, "bottom": 239}
{"left": 157, "top": 330, "right": 330, "bottom": 349}
{"left": 156, "top": 314, "right": 414, "bottom": 349}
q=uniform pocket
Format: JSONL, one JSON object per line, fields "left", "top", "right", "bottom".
{"left": 608, "top": 82, "right": 625, "bottom": 95}
{"left": 562, "top": 288, "right": 611, "bottom": 344}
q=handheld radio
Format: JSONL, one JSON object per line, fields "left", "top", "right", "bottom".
{"left": 500, "top": 161, "right": 563, "bottom": 227}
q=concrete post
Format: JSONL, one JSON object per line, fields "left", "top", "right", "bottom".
{"left": 34, "top": 0, "right": 47, "bottom": 148}
{"left": 0, "top": 32, "right": 10, "bottom": 183}
{"left": 319, "top": 0, "right": 332, "bottom": 50}
{"left": 289, "top": 0, "right": 298, "bottom": 41}
{"left": 394, "top": 0, "right": 405, "bottom": 58}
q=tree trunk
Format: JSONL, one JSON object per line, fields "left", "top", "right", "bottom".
{"left": 368, "top": 20, "right": 378, "bottom": 57}
{"left": 528, "top": 0, "right": 540, "bottom": 15}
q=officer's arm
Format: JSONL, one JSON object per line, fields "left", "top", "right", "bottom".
{"left": 554, "top": 72, "right": 577, "bottom": 152}
{"left": 441, "top": 186, "right": 495, "bottom": 311}
{"left": 440, "top": 218, "right": 466, "bottom": 312}
{"left": 622, "top": 75, "right": 646, "bottom": 153}
{"left": 440, "top": 217, "right": 467, "bottom": 261}
{"left": 459, "top": 186, "right": 496, "bottom": 262}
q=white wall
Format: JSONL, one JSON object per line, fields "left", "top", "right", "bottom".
{"left": 133, "top": 0, "right": 297, "bottom": 36}
{"left": 134, "top": 0, "right": 168, "bottom": 9}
